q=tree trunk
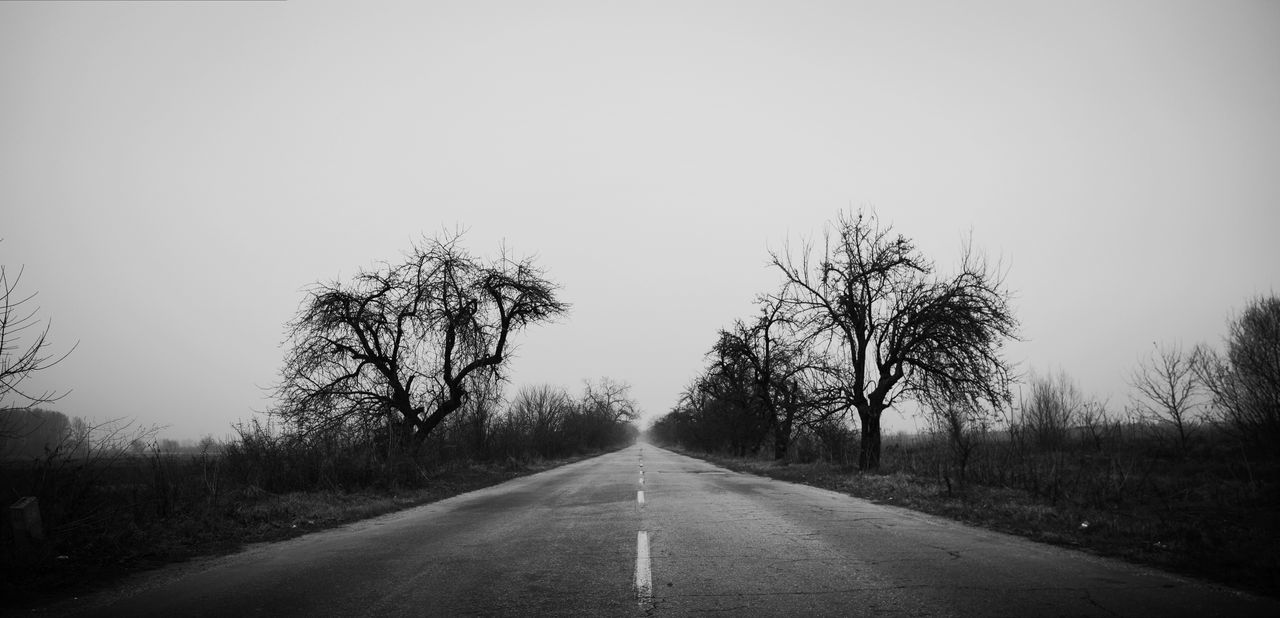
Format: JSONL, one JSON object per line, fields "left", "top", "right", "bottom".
{"left": 857, "top": 407, "right": 882, "bottom": 471}
{"left": 773, "top": 416, "right": 792, "bottom": 460}
{"left": 415, "top": 399, "right": 460, "bottom": 443}
{"left": 398, "top": 419, "right": 416, "bottom": 454}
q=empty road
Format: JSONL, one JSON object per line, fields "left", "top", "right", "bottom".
{"left": 43, "top": 444, "right": 1278, "bottom": 616}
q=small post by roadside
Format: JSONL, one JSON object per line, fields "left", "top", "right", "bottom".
{"left": 9, "top": 496, "right": 45, "bottom": 555}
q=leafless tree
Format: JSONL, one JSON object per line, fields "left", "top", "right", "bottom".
{"left": 1195, "top": 295, "right": 1280, "bottom": 449}
{"left": 771, "top": 210, "right": 1017, "bottom": 470}
{"left": 275, "top": 231, "right": 568, "bottom": 446}
{"left": 449, "top": 371, "right": 505, "bottom": 456}
{"left": 711, "top": 297, "right": 846, "bottom": 460}
{"left": 507, "top": 384, "right": 576, "bottom": 453}
{"left": 918, "top": 369, "right": 1006, "bottom": 488}
{"left": 1014, "top": 369, "right": 1082, "bottom": 449}
{"left": 1, "top": 257, "right": 75, "bottom": 419}
{"left": 558, "top": 377, "right": 640, "bottom": 451}
{"left": 1129, "top": 343, "right": 1201, "bottom": 451}
{"left": 581, "top": 377, "right": 640, "bottom": 423}
{"left": 1076, "top": 399, "right": 1116, "bottom": 452}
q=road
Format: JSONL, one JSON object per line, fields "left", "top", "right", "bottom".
{"left": 42, "top": 444, "right": 1278, "bottom": 617}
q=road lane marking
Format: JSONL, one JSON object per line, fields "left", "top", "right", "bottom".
{"left": 637, "top": 490, "right": 645, "bottom": 505}
{"left": 635, "top": 531, "right": 652, "bottom": 604}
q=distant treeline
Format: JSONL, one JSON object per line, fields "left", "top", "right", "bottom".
{"left": 0, "top": 408, "right": 217, "bottom": 461}
{"left": 648, "top": 208, "right": 1278, "bottom": 472}
{"left": 0, "top": 408, "right": 91, "bottom": 460}
{"left": 227, "top": 377, "right": 639, "bottom": 492}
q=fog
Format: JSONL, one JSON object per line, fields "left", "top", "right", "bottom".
{"left": 2, "top": 0, "right": 1278, "bottom": 439}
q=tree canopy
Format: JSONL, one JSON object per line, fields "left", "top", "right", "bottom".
{"left": 769, "top": 210, "right": 1018, "bottom": 470}
{"left": 275, "top": 232, "right": 568, "bottom": 445}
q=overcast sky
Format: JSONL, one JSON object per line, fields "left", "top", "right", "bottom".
{"left": 3, "top": 1, "right": 1278, "bottom": 440}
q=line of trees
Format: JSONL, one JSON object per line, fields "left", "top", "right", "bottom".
{"left": 651, "top": 213, "right": 1278, "bottom": 483}
{"left": 223, "top": 374, "right": 639, "bottom": 493}
{"left": 0, "top": 408, "right": 91, "bottom": 459}
{"left": 477, "top": 378, "right": 640, "bottom": 461}
{"left": 649, "top": 297, "right": 850, "bottom": 461}
{"left": 651, "top": 209, "right": 1018, "bottom": 471}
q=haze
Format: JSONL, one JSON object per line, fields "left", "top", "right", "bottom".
{"left": 2, "top": 0, "right": 1278, "bottom": 440}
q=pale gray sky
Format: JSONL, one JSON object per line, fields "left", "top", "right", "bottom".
{"left": 3, "top": 1, "right": 1278, "bottom": 440}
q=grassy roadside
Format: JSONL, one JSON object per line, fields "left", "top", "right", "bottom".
{"left": 2, "top": 452, "right": 606, "bottom": 610}
{"left": 670, "top": 448, "right": 1280, "bottom": 599}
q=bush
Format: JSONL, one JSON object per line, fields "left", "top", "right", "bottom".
{"left": 1197, "top": 295, "right": 1280, "bottom": 451}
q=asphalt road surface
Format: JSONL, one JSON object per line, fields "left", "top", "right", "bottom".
{"left": 41, "top": 444, "right": 1279, "bottom": 617}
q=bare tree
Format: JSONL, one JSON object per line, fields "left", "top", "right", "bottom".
{"left": 1195, "top": 295, "right": 1280, "bottom": 449}
{"left": 771, "top": 210, "right": 1017, "bottom": 471}
{"left": 685, "top": 362, "right": 769, "bottom": 456}
{"left": 450, "top": 371, "right": 505, "bottom": 457}
{"left": 562, "top": 377, "right": 640, "bottom": 450}
{"left": 1129, "top": 343, "right": 1201, "bottom": 451}
{"left": 1077, "top": 399, "right": 1116, "bottom": 452}
{"left": 275, "top": 231, "right": 568, "bottom": 446}
{"left": 1, "top": 257, "right": 75, "bottom": 417}
{"left": 918, "top": 369, "right": 1006, "bottom": 488}
{"left": 711, "top": 297, "right": 845, "bottom": 460}
{"left": 581, "top": 377, "right": 640, "bottom": 423}
{"left": 1015, "top": 369, "right": 1082, "bottom": 449}
{"left": 507, "top": 384, "right": 576, "bottom": 454}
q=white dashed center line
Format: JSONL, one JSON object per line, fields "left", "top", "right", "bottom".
{"left": 635, "top": 448, "right": 653, "bottom": 605}
{"left": 635, "top": 530, "right": 652, "bottom": 604}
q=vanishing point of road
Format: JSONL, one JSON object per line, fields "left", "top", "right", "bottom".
{"left": 42, "top": 444, "right": 1279, "bottom": 617}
